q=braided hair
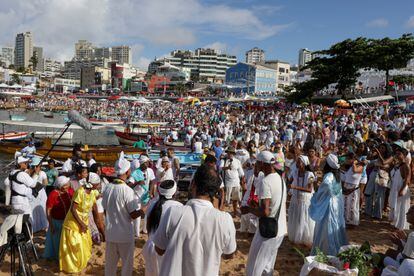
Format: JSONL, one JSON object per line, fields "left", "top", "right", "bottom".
{"left": 147, "top": 180, "right": 176, "bottom": 234}
{"left": 193, "top": 164, "right": 221, "bottom": 202}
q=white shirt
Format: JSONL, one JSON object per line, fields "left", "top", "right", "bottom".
{"left": 62, "top": 158, "right": 87, "bottom": 173}
{"left": 220, "top": 158, "right": 244, "bottom": 188}
{"left": 102, "top": 181, "right": 139, "bottom": 243}
{"left": 257, "top": 172, "right": 287, "bottom": 238}
{"left": 153, "top": 199, "right": 236, "bottom": 276}
{"left": 87, "top": 159, "right": 96, "bottom": 168}
{"left": 194, "top": 141, "right": 203, "bottom": 154}
{"left": 157, "top": 167, "right": 174, "bottom": 182}
{"left": 4, "top": 170, "right": 36, "bottom": 214}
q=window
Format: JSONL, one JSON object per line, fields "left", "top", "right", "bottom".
{"left": 279, "top": 68, "right": 285, "bottom": 73}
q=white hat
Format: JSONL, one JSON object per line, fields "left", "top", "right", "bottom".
{"left": 17, "top": 156, "right": 30, "bottom": 164}
{"left": 326, "top": 153, "right": 340, "bottom": 170}
{"left": 158, "top": 180, "right": 177, "bottom": 199}
{"left": 131, "top": 159, "right": 140, "bottom": 171}
{"left": 115, "top": 151, "right": 131, "bottom": 176}
{"left": 88, "top": 172, "right": 101, "bottom": 185}
{"left": 139, "top": 155, "right": 150, "bottom": 163}
{"left": 161, "top": 156, "right": 169, "bottom": 162}
{"left": 257, "top": 151, "right": 276, "bottom": 164}
{"left": 299, "top": 155, "right": 310, "bottom": 166}
{"left": 55, "top": 175, "right": 70, "bottom": 188}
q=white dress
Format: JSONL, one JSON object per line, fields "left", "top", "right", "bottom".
{"left": 288, "top": 171, "right": 315, "bottom": 246}
{"left": 389, "top": 167, "right": 411, "bottom": 230}
{"left": 29, "top": 171, "right": 49, "bottom": 232}
{"left": 240, "top": 173, "right": 263, "bottom": 234}
{"left": 342, "top": 167, "right": 362, "bottom": 226}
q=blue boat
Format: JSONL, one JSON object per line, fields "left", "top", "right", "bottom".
{"left": 10, "top": 114, "right": 26, "bottom": 121}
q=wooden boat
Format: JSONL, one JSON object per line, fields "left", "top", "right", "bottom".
{"left": 0, "top": 131, "right": 28, "bottom": 141}
{"left": 0, "top": 139, "right": 145, "bottom": 163}
{"left": 115, "top": 131, "right": 152, "bottom": 146}
{"left": 115, "top": 121, "right": 170, "bottom": 146}
{"left": 33, "top": 131, "right": 73, "bottom": 140}
{"left": 89, "top": 118, "right": 123, "bottom": 126}
{"left": 43, "top": 111, "right": 54, "bottom": 118}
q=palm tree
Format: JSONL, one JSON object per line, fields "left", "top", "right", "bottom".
{"left": 29, "top": 54, "right": 38, "bottom": 71}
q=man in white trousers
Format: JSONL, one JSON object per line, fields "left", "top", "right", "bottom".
{"left": 246, "top": 151, "right": 287, "bottom": 276}
{"left": 102, "top": 152, "right": 146, "bottom": 276}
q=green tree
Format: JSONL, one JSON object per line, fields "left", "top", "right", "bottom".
{"left": 366, "top": 34, "right": 414, "bottom": 93}
{"left": 30, "top": 54, "right": 38, "bottom": 71}
{"left": 11, "top": 73, "right": 21, "bottom": 84}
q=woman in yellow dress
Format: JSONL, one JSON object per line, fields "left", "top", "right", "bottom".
{"left": 59, "top": 173, "right": 100, "bottom": 273}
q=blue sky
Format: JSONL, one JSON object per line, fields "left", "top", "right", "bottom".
{"left": 0, "top": 0, "right": 413, "bottom": 68}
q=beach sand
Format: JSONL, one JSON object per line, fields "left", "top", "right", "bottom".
{"left": 0, "top": 213, "right": 396, "bottom": 276}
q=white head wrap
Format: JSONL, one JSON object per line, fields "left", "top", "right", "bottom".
{"left": 131, "top": 159, "right": 140, "bottom": 171}
{"left": 139, "top": 155, "right": 150, "bottom": 163}
{"left": 158, "top": 180, "right": 177, "bottom": 199}
{"left": 115, "top": 151, "right": 131, "bottom": 176}
{"left": 299, "top": 155, "right": 310, "bottom": 166}
{"left": 55, "top": 175, "right": 70, "bottom": 188}
{"left": 326, "top": 153, "right": 340, "bottom": 170}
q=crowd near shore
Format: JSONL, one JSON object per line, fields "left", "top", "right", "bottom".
{"left": 1, "top": 95, "right": 414, "bottom": 275}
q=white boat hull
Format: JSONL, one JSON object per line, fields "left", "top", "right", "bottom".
{"left": 34, "top": 131, "right": 73, "bottom": 140}
{"left": 0, "top": 132, "right": 28, "bottom": 141}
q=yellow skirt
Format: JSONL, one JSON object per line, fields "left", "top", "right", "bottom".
{"left": 59, "top": 225, "right": 92, "bottom": 273}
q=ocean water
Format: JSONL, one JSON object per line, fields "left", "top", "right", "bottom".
{"left": 0, "top": 109, "right": 119, "bottom": 180}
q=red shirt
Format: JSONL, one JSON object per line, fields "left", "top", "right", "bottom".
{"left": 46, "top": 188, "right": 74, "bottom": 220}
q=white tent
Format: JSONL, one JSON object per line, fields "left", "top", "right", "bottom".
{"left": 0, "top": 83, "right": 9, "bottom": 88}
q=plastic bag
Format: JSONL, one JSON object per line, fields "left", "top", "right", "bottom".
{"left": 300, "top": 256, "right": 359, "bottom": 276}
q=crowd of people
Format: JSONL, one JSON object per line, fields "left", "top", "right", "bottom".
{"left": 2, "top": 97, "right": 414, "bottom": 275}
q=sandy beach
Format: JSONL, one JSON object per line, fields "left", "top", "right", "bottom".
{"left": 0, "top": 211, "right": 397, "bottom": 276}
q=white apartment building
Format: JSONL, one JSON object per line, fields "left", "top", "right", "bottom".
{"left": 0, "top": 47, "right": 14, "bottom": 67}
{"left": 245, "top": 47, "right": 265, "bottom": 64}
{"left": 15, "top": 32, "right": 33, "bottom": 69}
{"left": 43, "top": 58, "right": 62, "bottom": 77}
{"left": 298, "top": 48, "right": 313, "bottom": 68}
{"left": 264, "top": 60, "right": 291, "bottom": 92}
{"left": 75, "top": 40, "right": 95, "bottom": 60}
{"left": 167, "top": 48, "right": 236, "bottom": 83}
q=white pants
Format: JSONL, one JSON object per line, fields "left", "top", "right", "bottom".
{"left": 225, "top": 186, "right": 241, "bottom": 204}
{"left": 246, "top": 232, "right": 284, "bottom": 276}
{"left": 105, "top": 241, "right": 135, "bottom": 276}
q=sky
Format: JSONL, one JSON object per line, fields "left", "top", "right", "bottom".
{"left": 0, "top": 0, "right": 413, "bottom": 69}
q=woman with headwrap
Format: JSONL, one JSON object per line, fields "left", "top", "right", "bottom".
{"left": 288, "top": 155, "right": 315, "bottom": 246}
{"left": 389, "top": 144, "right": 411, "bottom": 230}
{"left": 143, "top": 180, "right": 182, "bottom": 276}
{"left": 59, "top": 172, "right": 100, "bottom": 273}
{"left": 309, "top": 154, "right": 348, "bottom": 255}
{"left": 43, "top": 176, "right": 74, "bottom": 260}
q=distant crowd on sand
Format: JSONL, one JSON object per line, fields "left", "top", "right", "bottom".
{"left": 3, "top": 100, "right": 414, "bottom": 275}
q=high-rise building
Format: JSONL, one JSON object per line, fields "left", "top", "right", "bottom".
{"left": 0, "top": 47, "right": 14, "bottom": 67}
{"left": 111, "top": 46, "right": 131, "bottom": 65}
{"left": 75, "top": 40, "right": 95, "bottom": 60}
{"left": 298, "top": 48, "right": 313, "bottom": 68}
{"left": 167, "top": 48, "right": 236, "bottom": 83}
{"left": 33, "top": 46, "right": 44, "bottom": 72}
{"left": 245, "top": 47, "right": 265, "bottom": 64}
{"left": 94, "top": 47, "right": 112, "bottom": 60}
{"left": 63, "top": 58, "right": 110, "bottom": 80}
{"left": 43, "top": 58, "right": 62, "bottom": 77}
{"left": 14, "top": 32, "right": 33, "bottom": 69}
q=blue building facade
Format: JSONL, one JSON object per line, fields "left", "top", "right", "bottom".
{"left": 225, "top": 62, "right": 277, "bottom": 94}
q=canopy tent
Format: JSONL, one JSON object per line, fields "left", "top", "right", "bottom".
{"left": 349, "top": 95, "right": 394, "bottom": 104}
{"left": 10, "top": 84, "right": 22, "bottom": 89}
{"left": 0, "top": 83, "right": 9, "bottom": 88}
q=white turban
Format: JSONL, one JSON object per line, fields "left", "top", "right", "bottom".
{"left": 158, "top": 181, "right": 177, "bottom": 199}
{"left": 299, "top": 155, "right": 310, "bottom": 166}
{"left": 55, "top": 175, "right": 70, "bottom": 188}
{"left": 131, "top": 159, "right": 140, "bottom": 171}
{"left": 139, "top": 155, "right": 150, "bottom": 163}
{"left": 326, "top": 154, "right": 340, "bottom": 170}
{"left": 115, "top": 151, "right": 131, "bottom": 176}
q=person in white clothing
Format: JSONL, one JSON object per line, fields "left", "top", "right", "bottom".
{"left": 143, "top": 180, "right": 182, "bottom": 276}
{"left": 220, "top": 146, "right": 246, "bottom": 217}
{"left": 4, "top": 156, "right": 36, "bottom": 215}
{"left": 62, "top": 148, "right": 87, "bottom": 175}
{"left": 102, "top": 152, "right": 145, "bottom": 276}
{"left": 156, "top": 157, "right": 174, "bottom": 183}
{"left": 28, "top": 159, "right": 49, "bottom": 233}
{"left": 167, "top": 148, "right": 180, "bottom": 181}
{"left": 246, "top": 151, "right": 287, "bottom": 276}
{"left": 153, "top": 165, "right": 236, "bottom": 276}
{"left": 86, "top": 152, "right": 96, "bottom": 168}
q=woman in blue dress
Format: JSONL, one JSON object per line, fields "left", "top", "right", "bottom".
{"left": 309, "top": 154, "right": 348, "bottom": 256}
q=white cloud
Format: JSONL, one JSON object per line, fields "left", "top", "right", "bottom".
{"left": 406, "top": 16, "right": 414, "bottom": 28}
{"left": 136, "top": 57, "right": 152, "bottom": 70}
{"left": 366, "top": 18, "right": 389, "bottom": 28}
{"left": 252, "top": 5, "right": 283, "bottom": 15}
{"left": 203, "top": 42, "right": 228, "bottom": 54}
{"left": 0, "top": 0, "right": 289, "bottom": 62}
